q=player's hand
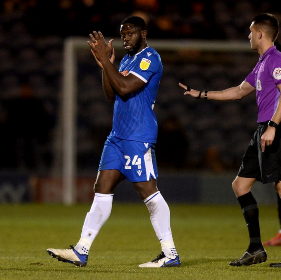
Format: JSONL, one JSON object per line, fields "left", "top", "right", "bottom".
{"left": 108, "top": 39, "right": 115, "bottom": 64}
{"left": 179, "top": 83, "right": 201, "bottom": 99}
{"left": 89, "top": 49, "right": 103, "bottom": 69}
{"left": 88, "top": 42, "right": 115, "bottom": 69}
{"left": 87, "top": 31, "right": 113, "bottom": 63}
{"left": 260, "top": 126, "right": 276, "bottom": 152}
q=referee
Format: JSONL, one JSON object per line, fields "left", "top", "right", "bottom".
{"left": 180, "top": 13, "right": 281, "bottom": 267}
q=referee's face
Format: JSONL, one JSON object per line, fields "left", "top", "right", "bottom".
{"left": 248, "top": 22, "right": 259, "bottom": 51}
{"left": 120, "top": 24, "right": 144, "bottom": 55}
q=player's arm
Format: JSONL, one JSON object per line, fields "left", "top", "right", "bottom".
{"left": 88, "top": 37, "right": 117, "bottom": 102}
{"left": 260, "top": 84, "right": 281, "bottom": 151}
{"left": 100, "top": 60, "right": 145, "bottom": 97}
{"left": 89, "top": 31, "right": 145, "bottom": 96}
{"left": 101, "top": 71, "right": 117, "bottom": 103}
{"left": 179, "top": 81, "right": 255, "bottom": 101}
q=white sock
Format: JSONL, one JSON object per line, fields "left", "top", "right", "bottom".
{"left": 144, "top": 191, "right": 177, "bottom": 258}
{"left": 161, "top": 240, "right": 178, "bottom": 259}
{"left": 74, "top": 237, "right": 92, "bottom": 255}
{"left": 74, "top": 193, "right": 113, "bottom": 254}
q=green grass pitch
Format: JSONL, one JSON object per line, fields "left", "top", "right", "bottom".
{"left": 1, "top": 203, "right": 281, "bottom": 279}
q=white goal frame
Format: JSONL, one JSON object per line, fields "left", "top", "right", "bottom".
{"left": 62, "top": 37, "right": 251, "bottom": 205}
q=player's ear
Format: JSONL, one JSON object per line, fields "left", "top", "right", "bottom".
{"left": 141, "top": 30, "right": 147, "bottom": 39}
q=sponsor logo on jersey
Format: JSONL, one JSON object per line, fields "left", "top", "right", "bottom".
{"left": 137, "top": 170, "right": 142, "bottom": 176}
{"left": 147, "top": 52, "right": 152, "bottom": 57}
{"left": 257, "top": 79, "right": 262, "bottom": 91}
{"left": 120, "top": 70, "right": 129, "bottom": 76}
{"left": 140, "top": 58, "right": 151, "bottom": 70}
{"left": 273, "top": 68, "right": 281, "bottom": 80}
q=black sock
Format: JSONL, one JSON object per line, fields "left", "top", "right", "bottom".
{"left": 237, "top": 192, "right": 262, "bottom": 252}
{"left": 277, "top": 193, "right": 281, "bottom": 229}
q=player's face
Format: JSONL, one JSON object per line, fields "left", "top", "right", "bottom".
{"left": 248, "top": 22, "right": 259, "bottom": 50}
{"left": 120, "top": 23, "right": 144, "bottom": 55}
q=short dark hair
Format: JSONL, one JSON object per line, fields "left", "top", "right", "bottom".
{"left": 252, "top": 13, "right": 279, "bottom": 41}
{"left": 121, "top": 16, "right": 146, "bottom": 31}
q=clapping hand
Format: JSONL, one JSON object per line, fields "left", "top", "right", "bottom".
{"left": 87, "top": 31, "right": 115, "bottom": 68}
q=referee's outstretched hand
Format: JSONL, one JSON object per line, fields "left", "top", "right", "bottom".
{"left": 179, "top": 83, "right": 201, "bottom": 99}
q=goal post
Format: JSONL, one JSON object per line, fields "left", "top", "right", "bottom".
{"left": 61, "top": 38, "right": 78, "bottom": 205}
{"left": 61, "top": 37, "right": 251, "bottom": 205}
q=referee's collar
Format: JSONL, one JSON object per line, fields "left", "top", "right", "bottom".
{"left": 259, "top": 46, "right": 276, "bottom": 62}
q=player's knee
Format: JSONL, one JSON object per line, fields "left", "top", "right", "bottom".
{"left": 134, "top": 185, "right": 147, "bottom": 200}
{"left": 275, "top": 181, "right": 281, "bottom": 197}
{"left": 232, "top": 178, "right": 250, "bottom": 196}
{"left": 94, "top": 181, "right": 114, "bottom": 194}
{"left": 134, "top": 181, "right": 158, "bottom": 200}
{"left": 232, "top": 178, "right": 240, "bottom": 193}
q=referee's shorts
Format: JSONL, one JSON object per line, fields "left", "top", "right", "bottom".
{"left": 238, "top": 122, "right": 281, "bottom": 184}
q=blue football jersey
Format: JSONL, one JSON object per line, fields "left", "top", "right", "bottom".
{"left": 109, "top": 46, "right": 163, "bottom": 143}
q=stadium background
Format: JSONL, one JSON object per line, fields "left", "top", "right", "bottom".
{"left": 0, "top": 0, "right": 281, "bottom": 204}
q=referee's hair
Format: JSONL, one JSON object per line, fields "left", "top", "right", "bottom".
{"left": 252, "top": 13, "right": 279, "bottom": 42}
{"left": 121, "top": 16, "right": 146, "bottom": 31}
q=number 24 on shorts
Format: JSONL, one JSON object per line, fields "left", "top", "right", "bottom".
{"left": 124, "top": 155, "right": 142, "bottom": 169}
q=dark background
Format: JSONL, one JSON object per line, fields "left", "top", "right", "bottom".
{"left": 0, "top": 0, "right": 280, "bottom": 177}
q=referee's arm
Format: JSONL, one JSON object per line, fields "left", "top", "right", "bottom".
{"left": 260, "top": 84, "right": 281, "bottom": 151}
{"left": 180, "top": 81, "right": 255, "bottom": 101}
{"left": 270, "top": 84, "right": 281, "bottom": 125}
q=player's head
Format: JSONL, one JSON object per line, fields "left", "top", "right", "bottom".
{"left": 120, "top": 16, "right": 147, "bottom": 55}
{"left": 121, "top": 16, "right": 146, "bottom": 31}
{"left": 251, "top": 13, "right": 279, "bottom": 42}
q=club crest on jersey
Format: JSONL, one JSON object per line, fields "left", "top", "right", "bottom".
{"left": 273, "top": 68, "right": 281, "bottom": 80}
{"left": 140, "top": 58, "right": 151, "bottom": 70}
{"left": 120, "top": 70, "right": 129, "bottom": 76}
{"left": 257, "top": 79, "right": 262, "bottom": 91}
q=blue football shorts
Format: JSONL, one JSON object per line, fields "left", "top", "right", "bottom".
{"left": 98, "top": 136, "right": 158, "bottom": 182}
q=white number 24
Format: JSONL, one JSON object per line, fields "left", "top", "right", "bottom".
{"left": 124, "top": 155, "right": 142, "bottom": 169}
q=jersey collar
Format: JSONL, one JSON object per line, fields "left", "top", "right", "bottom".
{"left": 259, "top": 46, "right": 276, "bottom": 62}
{"left": 129, "top": 46, "right": 149, "bottom": 58}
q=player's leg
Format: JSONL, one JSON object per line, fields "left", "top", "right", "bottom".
{"left": 277, "top": 190, "right": 281, "bottom": 228}
{"left": 119, "top": 139, "right": 180, "bottom": 267}
{"left": 47, "top": 169, "right": 124, "bottom": 266}
{"left": 47, "top": 137, "right": 125, "bottom": 267}
{"left": 134, "top": 179, "right": 180, "bottom": 268}
{"left": 75, "top": 170, "right": 124, "bottom": 249}
{"left": 261, "top": 123, "right": 281, "bottom": 250}
{"left": 229, "top": 176, "right": 267, "bottom": 266}
{"left": 269, "top": 181, "right": 281, "bottom": 267}
{"left": 263, "top": 183, "right": 281, "bottom": 246}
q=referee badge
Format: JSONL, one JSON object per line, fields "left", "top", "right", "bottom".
{"left": 273, "top": 68, "right": 281, "bottom": 80}
{"left": 140, "top": 58, "right": 151, "bottom": 70}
